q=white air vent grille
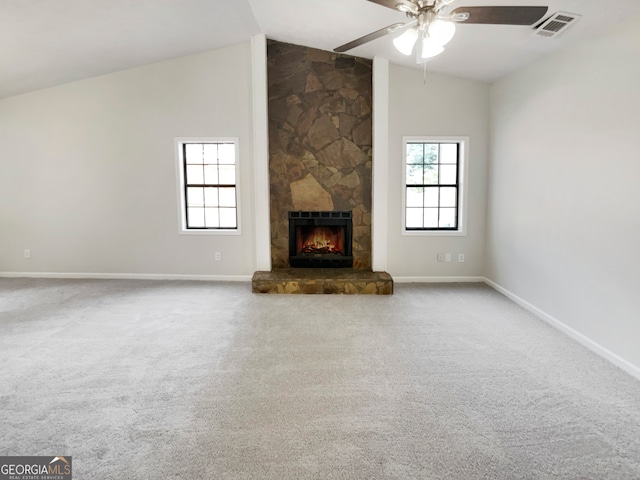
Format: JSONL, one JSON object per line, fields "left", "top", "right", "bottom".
{"left": 535, "top": 11, "right": 581, "bottom": 38}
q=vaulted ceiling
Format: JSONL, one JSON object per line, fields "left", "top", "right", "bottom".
{"left": 1, "top": 0, "right": 639, "bottom": 99}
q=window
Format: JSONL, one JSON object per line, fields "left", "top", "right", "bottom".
{"left": 403, "top": 136, "right": 467, "bottom": 235}
{"left": 175, "top": 138, "right": 239, "bottom": 233}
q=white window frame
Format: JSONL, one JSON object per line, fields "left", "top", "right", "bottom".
{"left": 402, "top": 136, "right": 468, "bottom": 237}
{"left": 175, "top": 137, "right": 241, "bottom": 235}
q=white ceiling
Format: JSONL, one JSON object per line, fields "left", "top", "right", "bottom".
{"left": 1, "top": 0, "right": 639, "bottom": 99}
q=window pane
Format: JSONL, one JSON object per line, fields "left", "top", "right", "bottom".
{"left": 219, "top": 165, "right": 236, "bottom": 185}
{"left": 187, "top": 207, "right": 205, "bottom": 227}
{"left": 204, "top": 208, "right": 219, "bottom": 228}
{"left": 187, "top": 187, "right": 204, "bottom": 207}
{"left": 424, "top": 187, "right": 439, "bottom": 207}
{"left": 204, "top": 187, "right": 219, "bottom": 207}
{"left": 440, "top": 143, "right": 457, "bottom": 164}
{"left": 439, "top": 208, "right": 456, "bottom": 228}
{"left": 406, "top": 165, "right": 423, "bottom": 185}
{"left": 403, "top": 139, "right": 463, "bottom": 232}
{"left": 424, "top": 165, "right": 438, "bottom": 184}
{"left": 424, "top": 144, "right": 438, "bottom": 164}
{"left": 218, "top": 144, "right": 235, "bottom": 164}
{"left": 406, "top": 187, "right": 423, "bottom": 207}
{"left": 204, "top": 165, "right": 218, "bottom": 184}
{"left": 203, "top": 144, "right": 217, "bottom": 164}
{"left": 219, "top": 187, "right": 236, "bottom": 207}
{"left": 186, "top": 165, "right": 204, "bottom": 185}
{"left": 406, "top": 208, "right": 423, "bottom": 228}
{"left": 440, "top": 165, "right": 457, "bottom": 184}
{"left": 219, "top": 208, "right": 237, "bottom": 228}
{"left": 440, "top": 187, "right": 457, "bottom": 207}
{"left": 424, "top": 208, "right": 438, "bottom": 228}
{"left": 185, "top": 144, "right": 203, "bottom": 164}
{"left": 406, "top": 143, "right": 424, "bottom": 164}
{"left": 180, "top": 140, "right": 239, "bottom": 231}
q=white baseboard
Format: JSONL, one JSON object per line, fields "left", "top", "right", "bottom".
{"left": 393, "top": 276, "right": 486, "bottom": 283}
{"left": 3, "top": 272, "right": 483, "bottom": 284}
{"left": 484, "top": 277, "right": 640, "bottom": 382}
{"left": 0, "top": 272, "right": 252, "bottom": 282}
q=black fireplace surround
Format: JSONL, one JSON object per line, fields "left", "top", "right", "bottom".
{"left": 289, "top": 211, "right": 353, "bottom": 268}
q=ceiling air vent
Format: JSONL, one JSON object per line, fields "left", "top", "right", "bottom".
{"left": 535, "top": 11, "right": 582, "bottom": 38}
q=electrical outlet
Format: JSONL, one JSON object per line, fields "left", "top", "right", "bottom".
{"left": 458, "top": 253, "right": 465, "bottom": 263}
{"left": 445, "top": 253, "right": 452, "bottom": 263}
{"left": 437, "top": 252, "right": 445, "bottom": 262}
{"left": 24, "top": 249, "right": 31, "bottom": 259}
{"left": 215, "top": 252, "right": 221, "bottom": 261}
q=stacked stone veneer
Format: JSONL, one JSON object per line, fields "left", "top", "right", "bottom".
{"left": 267, "top": 40, "right": 372, "bottom": 270}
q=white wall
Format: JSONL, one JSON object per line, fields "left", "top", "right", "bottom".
{"left": 487, "top": 15, "right": 640, "bottom": 372}
{"left": 0, "top": 42, "right": 255, "bottom": 278}
{"left": 387, "top": 65, "right": 490, "bottom": 279}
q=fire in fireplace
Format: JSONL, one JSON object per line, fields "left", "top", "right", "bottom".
{"left": 289, "top": 211, "right": 353, "bottom": 268}
{"left": 297, "top": 226, "right": 343, "bottom": 255}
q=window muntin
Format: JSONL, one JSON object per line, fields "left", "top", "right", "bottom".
{"left": 404, "top": 140, "right": 463, "bottom": 232}
{"left": 179, "top": 140, "right": 238, "bottom": 230}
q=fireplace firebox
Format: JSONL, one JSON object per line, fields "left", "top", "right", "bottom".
{"left": 289, "top": 211, "right": 353, "bottom": 268}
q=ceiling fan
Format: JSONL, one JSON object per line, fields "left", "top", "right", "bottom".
{"left": 335, "top": 0, "right": 549, "bottom": 61}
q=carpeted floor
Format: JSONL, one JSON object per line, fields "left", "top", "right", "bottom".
{"left": 1, "top": 278, "right": 640, "bottom": 479}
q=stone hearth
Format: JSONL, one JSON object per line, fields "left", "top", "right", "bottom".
{"left": 252, "top": 269, "right": 393, "bottom": 295}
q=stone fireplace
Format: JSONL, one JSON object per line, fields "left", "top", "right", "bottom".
{"left": 266, "top": 40, "right": 372, "bottom": 270}
{"left": 251, "top": 40, "right": 393, "bottom": 294}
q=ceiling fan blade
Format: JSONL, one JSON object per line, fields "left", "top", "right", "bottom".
{"left": 451, "top": 6, "right": 548, "bottom": 25}
{"left": 334, "top": 22, "right": 405, "bottom": 53}
{"left": 366, "top": 0, "right": 418, "bottom": 13}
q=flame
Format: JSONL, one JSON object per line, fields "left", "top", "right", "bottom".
{"left": 299, "top": 226, "right": 342, "bottom": 254}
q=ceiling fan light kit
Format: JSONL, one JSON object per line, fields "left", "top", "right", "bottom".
{"left": 390, "top": 3, "right": 458, "bottom": 60}
{"left": 421, "top": 37, "right": 445, "bottom": 59}
{"left": 335, "top": 0, "right": 550, "bottom": 63}
{"left": 393, "top": 27, "right": 420, "bottom": 55}
{"left": 428, "top": 19, "right": 456, "bottom": 46}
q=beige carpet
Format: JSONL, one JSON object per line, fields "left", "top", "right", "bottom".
{"left": 1, "top": 278, "right": 640, "bottom": 479}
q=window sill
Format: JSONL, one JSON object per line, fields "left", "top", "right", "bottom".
{"left": 179, "top": 228, "right": 242, "bottom": 236}
{"left": 402, "top": 229, "right": 466, "bottom": 237}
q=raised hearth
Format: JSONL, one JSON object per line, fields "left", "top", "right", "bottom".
{"left": 252, "top": 269, "right": 393, "bottom": 295}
